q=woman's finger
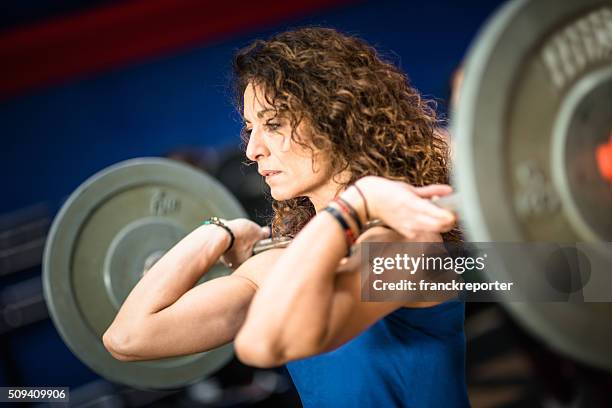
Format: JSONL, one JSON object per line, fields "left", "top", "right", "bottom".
{"left": 410, "top": 214, "right": 454, "bottom": 231}
{"left": 407, "top": 195, "right": 456, "bottom": 221}
{"left": 412, "top": 184, "right": 453, "bottom": 198}
{"left": 394, "top": 216, "right": 454, "bottom": 240}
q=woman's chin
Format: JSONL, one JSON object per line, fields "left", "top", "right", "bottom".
{"left": 270, "top": 191, "right": 286, "bottom": 201}
{"left": 270, "top": 187, "right": 295, "bottom": 201}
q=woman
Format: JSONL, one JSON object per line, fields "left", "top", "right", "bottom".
{"left": 103, "top": 27, "right": 469, "bottom": 407}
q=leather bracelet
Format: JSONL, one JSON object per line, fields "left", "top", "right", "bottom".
{"left": 352, "top": 183, "right": 370, "bottom": 221}
{"left": 324, "top": 205, "right": 355, "bottom": 257}
{"left": 202, "top": 216, "right": 235, "bottom": 254}
{"left": 334, "top": 196, "right": 363, "bottom": 233}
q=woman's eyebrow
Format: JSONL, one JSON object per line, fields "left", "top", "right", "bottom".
{"left": 256, "top": 108, "right": 275, "bottom": 118}
{"left": 243, "top": 108, "right": 275, "bottom": 124}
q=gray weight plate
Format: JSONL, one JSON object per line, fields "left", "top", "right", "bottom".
{"left": 43, "top": 158, "right": 247, "bottom": 389}
{"left": 453, "top": 0, "right": 612, "bottom": 370}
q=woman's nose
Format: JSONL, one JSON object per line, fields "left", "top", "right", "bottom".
{"left": 245, "top": 127, "right": 269, "bottom": 162}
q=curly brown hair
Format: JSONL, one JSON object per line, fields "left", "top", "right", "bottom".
{"left": 233, "top": 27, "right": 460, "bottom": 242}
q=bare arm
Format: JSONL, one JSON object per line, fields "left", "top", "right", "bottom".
{"left": 235, "top": 181, "right": 454, "bottom": 367}
{"left": 234, "top": 215, "right": 405, "bottom": 366}
{"left": 102, "top": 223, "right": 280, "bottom": 361}
{"left": 234, "top": 208, "right": 350, "bottom": 366}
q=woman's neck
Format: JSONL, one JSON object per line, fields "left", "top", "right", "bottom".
{"left": 308, "top": 171, "right": 351, "bottom": 214}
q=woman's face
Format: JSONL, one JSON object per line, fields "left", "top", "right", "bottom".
{"left": 243, "top": 82, "right": 332, "bottom": 201}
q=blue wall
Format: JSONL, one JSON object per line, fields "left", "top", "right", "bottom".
{"left": 1, "top": 0, "right": 505, "bottom": 214}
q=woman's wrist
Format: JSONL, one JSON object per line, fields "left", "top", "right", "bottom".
{"left": 339, "top": 178, "right": 374, "bottom": 227}
{"left": 202, "top": 217, "right": 235, "bottom": 253}
{"left": 197, "top": 223, "right": 233, "bottom": 256}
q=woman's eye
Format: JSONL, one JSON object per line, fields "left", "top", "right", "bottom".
{"left": 265, "top": 123, "right": 281, "bottom": 131}
{"left": 243, "top": 123, "right": 280, "bottom": 137}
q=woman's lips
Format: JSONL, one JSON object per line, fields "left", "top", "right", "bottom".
{"left": 265, "top": 171, "right": 281, "bottom": 180}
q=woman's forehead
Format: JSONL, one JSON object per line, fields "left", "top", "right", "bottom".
{"left": 243, "top": 83, "right": 274, "bottom": 116}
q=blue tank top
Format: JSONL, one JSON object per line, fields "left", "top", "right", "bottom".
{"left": 285, "top": 299, "right": 470, "bottom": 407}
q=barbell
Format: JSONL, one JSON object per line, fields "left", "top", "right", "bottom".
{"left": 42, "top": 0, "right": 612, "bottom": 390}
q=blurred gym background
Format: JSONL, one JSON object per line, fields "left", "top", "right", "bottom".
{"left": 1, "top": 0, "right": 610, "bottom": 407}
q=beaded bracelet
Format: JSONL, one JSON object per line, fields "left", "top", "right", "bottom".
{"left": 324, "top": 205, "right": 356, "bottom": 257}
{"left": 202, "top": 216, "right": 235, "bottom": 254}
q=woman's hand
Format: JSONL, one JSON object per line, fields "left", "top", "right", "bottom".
{"left": 220, "top": 218, "right": 270, "bottom": 268}
{"left": 350, "top": 176, "right": 457, "bottom": 240}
